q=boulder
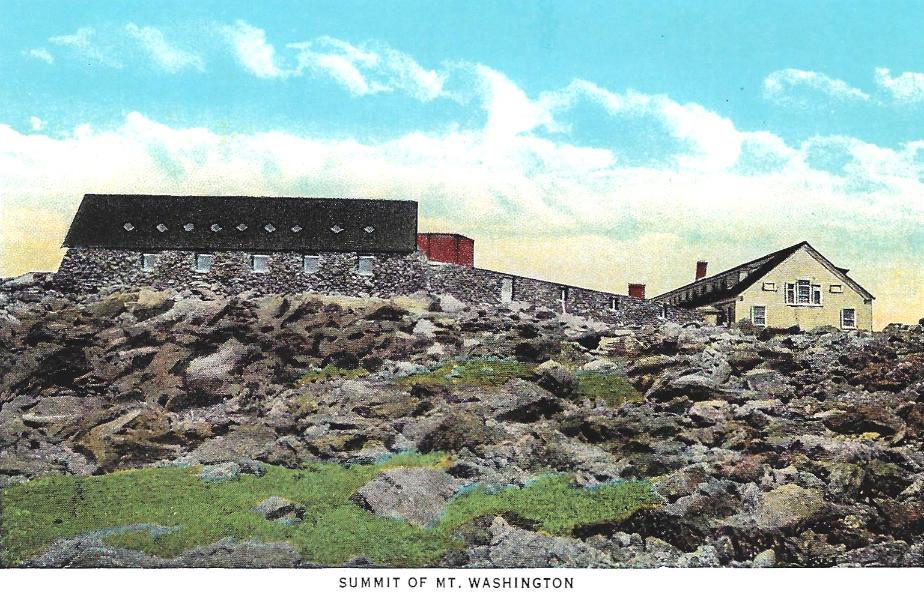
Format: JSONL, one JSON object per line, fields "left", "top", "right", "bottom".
{"left": 352, "top": 466, "right": 462, "bottom": 527}
{"left": 251, "top": 496, "right": 306, "bottom": 522}
{"left": 753, "top": 484, "right": 825, "bottom": 531}
{"left": 532, "top": 360, "right": 577, "bottom": 398}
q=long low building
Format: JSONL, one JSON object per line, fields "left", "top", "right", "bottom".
{"left": 54, "top": 194, "right": 697, "bottom": 327}
{"left": 653, "top": 241, "right": 875, "bottom": 331}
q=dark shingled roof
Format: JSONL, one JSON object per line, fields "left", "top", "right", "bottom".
{"left": 63, "top": 194, "right": 418, "bottom": 253}
{"left": 653, "top": 241, "right": 875, "bottom": 307}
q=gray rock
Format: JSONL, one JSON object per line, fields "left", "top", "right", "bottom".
{"left": 251, "top": 496, "right": 306, "bottom": 521}
{"left": 352, "top": 466, "right": 462, "bottom": 527}
{"left": 464, "top": 516, "right": 614, "bottom": 568}
{"left": 751, "top": 548, "right": 777, "bottom": 567}
{"left": 533, "top": 360, "right": 577, "bottom": 398}
{"left": 198, "top": 462, "right": 242, "bottom": 482}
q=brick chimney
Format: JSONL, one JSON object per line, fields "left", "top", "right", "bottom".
{"left": 696, "top": 260, "right": 708, "bottom": 281}
{"left": 628, "top": 283, "right": 646, "bottom": 299}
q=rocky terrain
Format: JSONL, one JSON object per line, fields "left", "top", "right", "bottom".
{"left": 1, "top": 272, "right": 923, "bottom": 567}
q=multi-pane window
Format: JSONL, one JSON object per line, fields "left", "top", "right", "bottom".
{"left": 751, "top": 305, "right": 767, "bottom": 326}
{"left": 194, "top": 253, "right": 214, "bottom": 273}
{"left": 142, "top": 253, "right": 158, "bottom": 272}
{"left": 251, "top": 254, "right": 269, "bottom": 273}
{"left": 303, "top": 255, "right": 320, "bottom": 274}
{"left": 786, "top": 280, "right": 821, "bottom": 305}
{"left": 356, "top": 256, "right": 374, "bottom": 276}
{"left": 841, "top": 308, "right": 856, "bottom": 329}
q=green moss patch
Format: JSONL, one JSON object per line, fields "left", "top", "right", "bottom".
{"left": 396, "top": 357, "right": 535, "bottom": 388}
{"left": 298, "top": 364, "right": 370, "bottom": 385}
{"left": 1, "top": 454, "right": 656, "bottom": 567}
{"left": 575, "top": 373, "right": 644, "bottom": 407}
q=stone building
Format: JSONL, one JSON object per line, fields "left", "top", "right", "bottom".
{"left": 653, "top": 241, "right": 874, "bottom": 331}
{"left": 54, "top": 194, "right": 697, "bottom": 326}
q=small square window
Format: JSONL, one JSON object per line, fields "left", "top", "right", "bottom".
{"left": 841, "top": 308, "right": 856, "bottom": 329}
{"left": 752, "top": 305, "right": 767, "bottom": 326}
{"left": 762, "top": 282, "right": 777, "bottom": 291}
{"left": 194, "top": 253, "right": 214, "bottom": 273}
{"left": 303, "top": 255, "right": 320, "bottom": 274}
{"left": 251, "top": 254, "right": 269, "bottom": 273}
{"left": 830, "top": 284, "right": 843, "bottom": 294}
{"left": 141, "top": 253, "right": 158, "bottom": 271}
{"left": 356, "top": 256, "right": 374, "bottom": 276}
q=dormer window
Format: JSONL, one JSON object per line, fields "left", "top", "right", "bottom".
{"left": 156, "top": 223, "right": 168, "bottom": 233}
{"left": 123, "top": 222, "right": 135, "bottom": 231}
{"left": 210, "top": 223, "right": 222, "bottom": 232}
{"left": 264, "top": 224, "right": 276, "bottom": 233}
{"left": 291, "top": 225, "right": 302, "bottom": 233}
{"left": 364, "top": 226, "right": 375, "bottom": 233}
{"left": 331, "top": 225, "right": 344, "bottom": 234}
{"left": 236, "top": 224, "right": 248, "bottom": 231}
{"left": 184, "top": 223, "right": 194, "bottom": 232}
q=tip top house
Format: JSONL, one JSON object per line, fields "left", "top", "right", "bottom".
{"left": 55, "top": 194, "right": 695, "bottom": 326}
{"left": 653, "top": 241, "right": 875, "bottom": 331}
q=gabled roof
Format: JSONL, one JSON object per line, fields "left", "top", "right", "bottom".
{"left": 62, "top": 194, "right": 418, "bottom": 253}
{"left": 653, "top": 241, "right": 875, "bottom": 306}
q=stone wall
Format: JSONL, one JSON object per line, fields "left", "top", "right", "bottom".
{"left": 54, "top": 248, "right": 429, "bottom": 297}
{"left": 53, "top": 247, "right": 699, "bottom": 326}
{"left": 427, "top": 263, "right": 699, "bottom": 326}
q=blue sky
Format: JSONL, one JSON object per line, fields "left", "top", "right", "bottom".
{"left": 1, "top": 1, "right": 923, "bottom": 325}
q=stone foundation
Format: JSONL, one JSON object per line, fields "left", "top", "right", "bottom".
{"left": 53, "top": 247, "right": 699, "bottom": 325}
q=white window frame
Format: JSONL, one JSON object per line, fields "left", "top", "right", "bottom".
{"left": 500, "top": 277, "right": 513, "bottom": 303}
{"left": 841, "top": 308, "right": 856, "bottom": 329}
{"left": 303, "top": 255, "right": 320, "bottom": 274}
{"left": 251, "top": 254, "right": 270, "bottom": 274}
{"left": 141, "top": 253, "right": 158, "bottom": 272}
{"left": 762, "top": 282, "right": 776, "bottom": 291}
{"left": 356, "top": 255, "right": 374, "bottom": 277}
{"left": 194, "top": 253, "right": 214, "bottom": 273}
{"left": 830, "top": 284, "right": 843, "bottom": 294}
{"left": 751, "top": 305, "right": 767, "bottom": 327}
{"left": 787, "top": 280, "right": 821, "bottom": 306}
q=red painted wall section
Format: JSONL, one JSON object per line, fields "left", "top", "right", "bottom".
{"left": 417, "top": 233, "right": 474, "bottom": 267}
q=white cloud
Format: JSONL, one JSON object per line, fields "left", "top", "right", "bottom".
{"left": 25, "top": 48, "right": 54, "bottom": 64}
{"left": 125, "top": 23, "right": 204, "bottom": 73}
{"left": 874, "top": 67, "right": 924, "bottom": 104}
{"left": 29, "top": 116, "right": 46, "bottom": 131}
{"left": 289, "top": 36, "right": 446, "bottom": 100}
{"left": 49, "top": 27, "right": 122, "bottom": 68}
{"left": 220, "top": 20, "right": 284, "bottom": 78}
{"left": 763, "top": 68, "right": 870, "bottom": 105}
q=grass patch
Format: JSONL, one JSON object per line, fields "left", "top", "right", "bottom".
{"left": 298, "top": 364, "right": 369, "bottom": 385}
{"left": 396, "top": 357, "right": 535, "bottom": 388}
{"left": 0, "top": 454, "right": 656, "bottom": 567}
{"left": 575, "top": 373, "right": 644, "bottom": 407}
